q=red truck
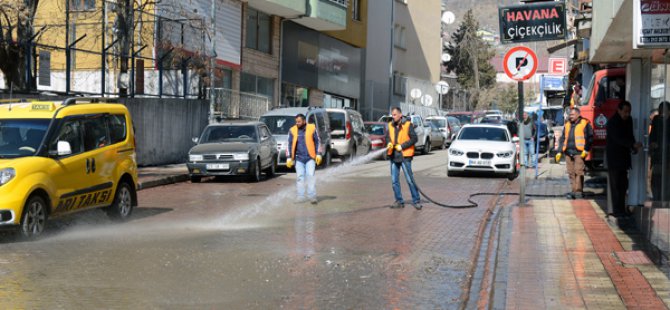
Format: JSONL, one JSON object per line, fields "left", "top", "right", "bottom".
{"left": 577, "top": 67, "right": 626, "bottom": 169}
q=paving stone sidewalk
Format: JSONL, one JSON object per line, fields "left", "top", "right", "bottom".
{"left": 496, "top": 160, "right": 670, "bottom": 309}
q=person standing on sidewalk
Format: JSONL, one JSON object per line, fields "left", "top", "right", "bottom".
{"left": 386, "top": 107, "right": 422, "bottom": 210}
{"left": 286, "top": 114, "right": 323, "bottom": 205}
{"left": 521, "top": 112, "right": 537, "bottom": 168}
{"left": 556, "top": 108, "right": 594, "bottom": 199}
{"left": 649, "top": 101, "right": 670, "bottom": 205}
{"left": 606, "top": 101, "right": 642, "bottom": 217}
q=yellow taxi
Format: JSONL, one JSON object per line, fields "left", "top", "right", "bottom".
{"left": 0, "top": 98, "right": 138, "bottom": 238}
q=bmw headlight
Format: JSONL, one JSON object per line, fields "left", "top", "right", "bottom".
{"left": 189, "top": 154, "right": 203, "bottom": 162}
{"left": 496, "top": 151, "right": 513, "bottom": 158}
{"left": 0, "top": 168, "right": 15, "bottom": 185}
{"left": 449, "top": 149, "right": 464, "bottom": 156}
{"left": 233, "top": 153, "right": 249, "bottom": 161}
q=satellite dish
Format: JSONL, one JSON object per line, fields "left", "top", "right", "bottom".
{"left": 441, "top": 11, "right": 456, "bottom": 25}
{"left": 410, "top": 88, "right": 422, "bottom": 99}
{"left": 435, "top": 81, "right": 450, "bottom": 95}
{"left": 441, "top": 53, "right": 451, "bottom": 62}
{"left": 421, "top": 95, "right": 433, "bottom": 107}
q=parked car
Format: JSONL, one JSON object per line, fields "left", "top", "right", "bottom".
{"left": 378, "top": 114, "right": 433, "bottom": 154}
{"left": 187, "top": 122, "right": 278, "bottom": 182}
{"left": 426, "top": 116, "right": 450, "bottom": 148}
{"left": 428, "top": 122, "right": 447, "bottom": 149}
{"left": 447, "top": 124, "right": 517, "bottom": 178}
{"left": 408, "top": 114, "right": 433, "bottom": 154}
{"left": 327, "top": 108, "right": 371, "bottom": 161}
{"left": 364, "top": 121, "right": 388, "bottom": 159}
{"left": 448, "top": 111, "right": 484, "bottom": 125}
{"left": 0, "top": 98, "right": 138, "bottom": 238}
{"left": 447, "top": 116, "right": 462, "bottom": 144}
{"left": 259, "top": 107, "right": 333, "bottom": 168}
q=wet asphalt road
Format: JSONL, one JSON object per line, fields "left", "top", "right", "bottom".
{"left": 0, "top": 149, "right": 510, "bottom": 309}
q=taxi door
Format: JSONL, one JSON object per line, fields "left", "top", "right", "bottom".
{"left": 47, "top": 117, "right": 95, "bottom": 215}
{"left": 79, "top": 114, "right": 116, "bottom": 208}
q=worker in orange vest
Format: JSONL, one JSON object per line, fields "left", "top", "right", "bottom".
{"left": 286, "top": 113, "right": 323, "bottom": 205}
{"left": 385, "top": 107, "right": 421, "bottom": 210}
{"left": 556, "top": 108, "right": 594, "bottom": 199}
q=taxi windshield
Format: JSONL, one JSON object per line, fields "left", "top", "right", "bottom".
{"left": 0, "top": 119, "right": 50, "bottom": 158}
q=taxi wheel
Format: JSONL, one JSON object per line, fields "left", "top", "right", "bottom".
{"left": 20, "top": 195, "right": 48, "bottom": 239}
{"left": 107, "top": 182, "right": 134, "bottom": 221}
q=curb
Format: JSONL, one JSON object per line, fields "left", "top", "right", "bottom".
{"left": 138, "top": 174, "right": 190, "bottom": 191}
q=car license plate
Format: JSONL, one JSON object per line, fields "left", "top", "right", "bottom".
{"left": 206, "top": 163, "right": 229, "bottom": 170}
{"left": 468, "top": 160, "right": 491, "bottom": 166}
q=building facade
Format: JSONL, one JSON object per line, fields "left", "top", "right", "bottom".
{"left": 363, "top": 0, "right": 442, "bottom": 120}
{"left": 589, "top": 0, "right": 670, "bottom": 252}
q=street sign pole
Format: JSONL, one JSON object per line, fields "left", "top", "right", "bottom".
{"left": 518, "top": 81, "right": 526, "bottom": 205}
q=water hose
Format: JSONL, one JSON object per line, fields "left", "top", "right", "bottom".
{"left": 415, "top": 180, "right": 606, "bottom": 209}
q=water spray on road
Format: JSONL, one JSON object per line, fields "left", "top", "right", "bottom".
{"left": 212, "top": 149, "right": 388, "bottom": 226}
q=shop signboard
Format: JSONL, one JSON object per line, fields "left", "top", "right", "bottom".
{"left": 498, "top": 2, "right": 567, "bottom": 44}
{"left": 634, "top": 0, "right": 670, "bottom": 48}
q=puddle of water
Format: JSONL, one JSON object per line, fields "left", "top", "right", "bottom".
{"left": 43, "top": 149, "right": 387, "bottom": 242}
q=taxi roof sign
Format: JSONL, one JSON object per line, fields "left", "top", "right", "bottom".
{"left": 30, "top": 102, "right": 56, "bottom": 112}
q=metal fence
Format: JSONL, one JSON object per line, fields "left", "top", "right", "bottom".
{"left": 400, "top": 102, "right": 447, "bottom": 118}
{"left": 0, "top": 0, "right": 211, "bottom": 98}
{"left": 210, "top": 88, "right": 270, "bottom": 120}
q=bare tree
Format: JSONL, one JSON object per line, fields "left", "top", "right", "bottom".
{"left": 0, "top": 0, "right": 39, "bottom": 91}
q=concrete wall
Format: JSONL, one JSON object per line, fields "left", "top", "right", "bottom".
{"left": 122, "top": 98, "right": 209, "bottom": 166}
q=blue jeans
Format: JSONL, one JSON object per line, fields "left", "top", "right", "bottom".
{"left": 523, "top": 139, "right": 535, "bottom": 167}
{"left": 296, "top": 159, "right": 316, "bottom": 200}
{"left": 391, "top": 160, "right": 421, "bottom": 204}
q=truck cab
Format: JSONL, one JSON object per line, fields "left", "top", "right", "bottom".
{"left": 578, "top": 67, "right": 626, "bottom": 169}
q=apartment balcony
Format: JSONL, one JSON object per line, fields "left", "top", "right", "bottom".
{"left": 246, "top": 0, "right": 306, "bottom": 18}
{"left": 294, "top": 0, "right": 347, "bottom": 31}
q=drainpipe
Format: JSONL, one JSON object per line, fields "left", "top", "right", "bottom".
{"left": 388, "top": 0, "right": 394, "bottom": 112}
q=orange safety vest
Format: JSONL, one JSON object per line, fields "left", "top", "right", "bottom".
{"left": 563, "top": 118, "right": 589, "bottom": 152}
{"left": 387, "top": 120, "right": 415, "bottom": 157}
{"left": 289, "top": 124, "right": 317, "bottom": 160}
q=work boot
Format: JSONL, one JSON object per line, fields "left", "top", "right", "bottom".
{"left": 310, "top": 198, "right": 318, "bottom": 205}
{"left": 390, "top": 201, "right": 405, "bottom": 209}
{"left": 573, "top": 192, "right": 584, "bottom": 199}
{"left": 413, "top": 203, "right": 423, "bottom": 210}
{"left": 565, "top": 192, "right": 575, "bottom": 200}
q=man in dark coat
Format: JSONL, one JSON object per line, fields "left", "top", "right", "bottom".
{"left": 606, "top": 101, "right": 642, "bottom": 217}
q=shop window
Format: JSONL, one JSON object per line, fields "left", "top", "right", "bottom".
{"left": 281, "top": 83, "right": 309, "bottom": 107}
{"left": 241, "top": 72, "right": 274, "bottom": 100}
{"left": 246, "top": 8, "right": 272, "bottom": 54}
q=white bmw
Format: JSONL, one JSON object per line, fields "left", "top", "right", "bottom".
{"left": 447, "top": 124, "right": 517, "bottom": 178}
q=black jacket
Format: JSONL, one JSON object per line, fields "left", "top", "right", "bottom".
{"left": 649, "top": 115, "right": 670, "bottom": 166}
{"left": 605, "top": 112, "right": 636, "bottom": 170}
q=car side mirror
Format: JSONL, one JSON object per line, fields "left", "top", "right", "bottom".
{"left": 192, "top": 137, "right": 199, "bottom": 144}
{"left": 512, "top": 137, "right": 520, "bottom": 143}
{"left": 56, "top": 141, "right": 72, "bottom": 156}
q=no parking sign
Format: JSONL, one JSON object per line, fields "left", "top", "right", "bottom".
{"left": 503, "top": 46, "right": 538, "bottom": 81}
